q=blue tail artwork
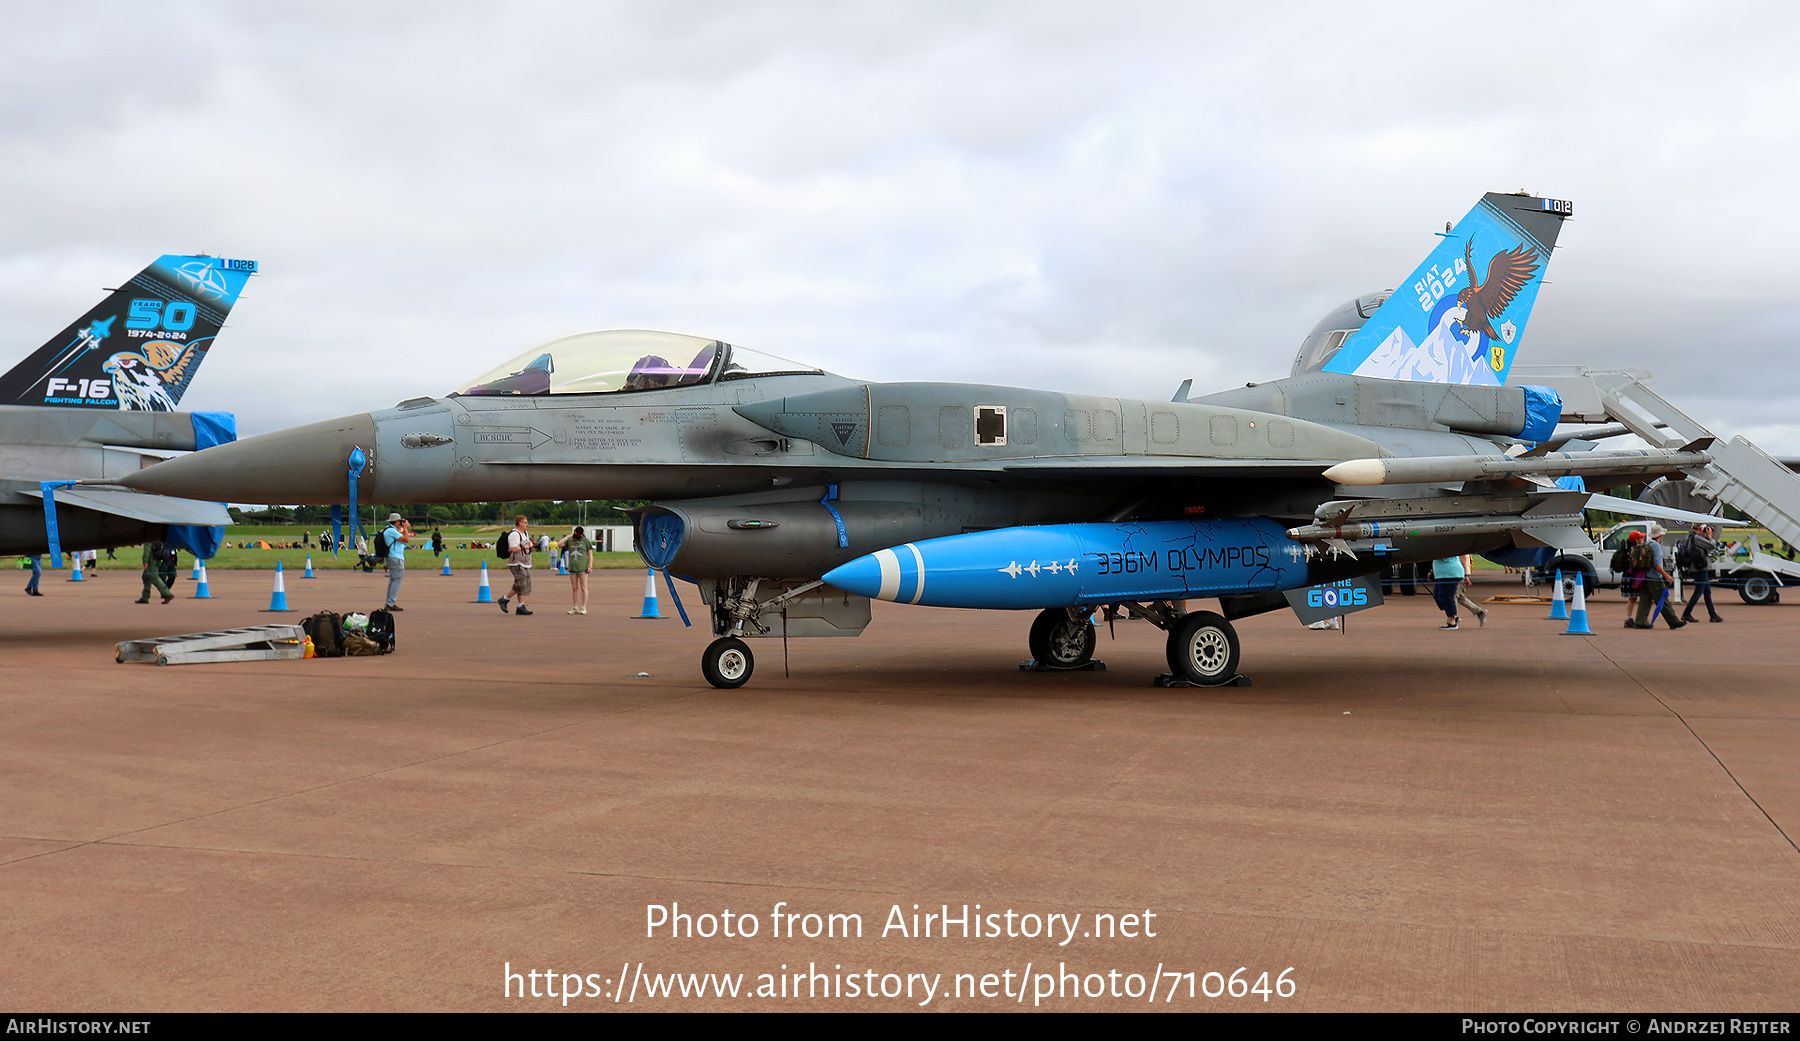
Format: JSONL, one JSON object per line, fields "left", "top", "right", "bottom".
{"left": 0, "top": 254, "right": 257, "bottom": 410}
{"left": 1322, "top": 192, "right": 1570, "bottom": 386}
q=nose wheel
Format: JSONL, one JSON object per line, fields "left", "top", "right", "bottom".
{"left": 702, "top": 637, "right": 754, "bottom": 689}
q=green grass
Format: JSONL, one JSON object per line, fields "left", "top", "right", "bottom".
{"left": 35, "top": 525, "right": 644, "bottom": 572}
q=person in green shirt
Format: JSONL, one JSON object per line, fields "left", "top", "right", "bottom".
{"left": 136, "top": 541, "right": 173, "bottom": 604}
{"left": 559, "top": 526, "right": 594, "bottom": 615}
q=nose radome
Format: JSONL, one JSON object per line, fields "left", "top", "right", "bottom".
{"left": 115, "top": 413, "right": 378, "bottom": 505}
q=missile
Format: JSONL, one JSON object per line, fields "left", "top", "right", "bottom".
{"left": 821, "top": 518, "right": 1313, "bottom": 610}
{"left": 1285, "top": 512, "right": 1584, "bottom": 543}
{"left": 1322, "top": 448, "right": 1712, "bottom": 487}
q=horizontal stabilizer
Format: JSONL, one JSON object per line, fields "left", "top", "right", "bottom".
{"left": 24, "top": 485, "right": 231, "bottom": 526}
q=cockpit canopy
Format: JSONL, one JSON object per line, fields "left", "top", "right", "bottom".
{"left": 1289, "top": 291, "right": 1391, "bottom": 378}
{"left": 455, "top": 329, "right": 824, "bottom": 397}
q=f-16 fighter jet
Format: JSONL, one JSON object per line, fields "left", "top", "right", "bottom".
{"left": 111, "top": 194, "right": 1748, "bottom": 686}
{"left": 0, "top": 255, "right": 255, "bottom": 558}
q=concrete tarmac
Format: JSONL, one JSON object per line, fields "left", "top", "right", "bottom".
{"left": 2, "top": 564, "right": 1797, "bottom": 1011}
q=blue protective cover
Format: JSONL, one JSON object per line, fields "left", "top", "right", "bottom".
{"left": 638, "top": 513, "right": 685, "bottom": 569}
{"left": 1519, "top": 385, "right": 1562, "bottom": 442}
{"left": 163, "top": 410, "right": 237, "bottom": 558}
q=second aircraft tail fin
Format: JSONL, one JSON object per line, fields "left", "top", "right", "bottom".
{"left": 0, "top": 254, "right": 256, "bottom": 410}
{"left": 1323, "top": 192, "right": 1571, "bottom": 386}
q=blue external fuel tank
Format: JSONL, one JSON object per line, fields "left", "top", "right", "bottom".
{"left": 822, "top": 518, "right": 1315, "bottom": 610}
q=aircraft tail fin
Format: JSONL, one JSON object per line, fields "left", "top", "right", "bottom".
{"left": 0, "top": 254, "right": 256, "bottom": 410}
{"left": 1322, "top": 192, "right": 1571, "bottom": 386}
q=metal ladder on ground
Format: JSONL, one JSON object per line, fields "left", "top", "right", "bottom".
{"left": 1514, "top": 364, "right": 1800, "bottom": 549}
{"left": 116, "top": 624, "right": 306, "bottom": 666}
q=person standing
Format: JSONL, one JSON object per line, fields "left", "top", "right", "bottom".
{"left": 136, "top": 541, "right": 174, "bottom": 604}
{"left": 1678, "top": 523, "right": 1724, "bottom": 624}
{"left": 1454, "top": 553, "right": 1488, "bottom": 627}
{"left": 499, "top": 515, "right": 535, "bottom": 616}
{"left": 560, "top": 525, "right": 594, "bottom": 614}
{"left": 1630, "top": 525, "right": 1687, "bottom": 629}
{"left": 382, "top": 512, "right": 411, "bottom": 611}
{"left": 25, "top": 554, "right": 43, "bottom": 596}
{"left": 431, "top": 527, "right": 444, "bottom": 557}
{"left": 1431, "top": 555, "right": 1463, "bottom": 629}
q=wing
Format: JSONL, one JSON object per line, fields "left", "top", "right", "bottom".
{"left": 1469, "top": 245, "right": 1540, "bottom": 322}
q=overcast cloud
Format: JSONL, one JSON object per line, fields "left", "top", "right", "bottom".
{"left": 3, "top": 1, "right": 1798, "bottom": 452}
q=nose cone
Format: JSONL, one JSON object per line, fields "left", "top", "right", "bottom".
{"left": 822, "top": 554, "right": 886, "bottom": 601}
{"left": 115, "top": 412, "right": 377, "bottom": 504}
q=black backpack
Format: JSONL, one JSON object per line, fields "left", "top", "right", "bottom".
{"left": 496, "top": 531, "right": 521, "bottom": 560}
{"left": 1677, "top": 534, "right": 1707, "bottom": 571}
{"left": 154, "top": 542, "right": 178, "bottom": 566}
{"left": 366, "top": 608, "right": 396, "bottom": 652}
{"left": 1609, "top": 545, "right": 1632, "bottom": 574}
{"left": 373, "top": 529, "right": 393, "bottom": 563}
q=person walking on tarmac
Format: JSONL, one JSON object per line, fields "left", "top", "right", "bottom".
{"left": 135, "top": 540, "right": 174, "bottom": 604}
{"left": 499, "top": 515, "right": 535, "bottom": 616}
{"left": 1629, "top": 525, "right": 1687, "bottom": 630}
{"left": 1678, "top": 523, "right": 1724, "bottom": 624}
{"left": 1453, "top": 553, "right": 1489, "bottom": 627}
{"left": 1431, "top": 555, "right": 1465, "bottom": 629}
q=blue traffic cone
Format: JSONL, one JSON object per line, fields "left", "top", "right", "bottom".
{"left": 263, "top": 561, "right": 292, "bottom": 612}
{"left": 193, "top": 562, "right": 211, "bottom": 599}
{"left": 634, "top": 568, "right": 664, "bottom": 619}
{"left": 441, "top": 556, "right": 452, "bottom": 576}
{"left": 68, "top": 555, "right": 84, "bottom": 581}
{"left": 558, "top": 554, "right": 567, "bottom": 576}
{"left": 191, "top": 558, "right": 202, "bottom": 581}
{"left": 474, "top": 560, "right": 494, "bottom": 603}
{"left": 1546, "top": 569, "right": 1568, "bottom": 620}
{"left": 1561, "top": 577, "right": 1593, "bottom": 635}
{"left": 303, "top": 554, "right": 316, "bottom": 578}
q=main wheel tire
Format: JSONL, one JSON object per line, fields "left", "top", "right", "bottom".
{"left": 1027, "top": 608, "right": 1096, "bottom": 668}
{"left": 1546, "top": 555, "right": 1598, "bottom": 599}
{"left": 701, "top": 637, "right": 754, "bottom": 689}
{"left": 1165, "top": 611, "right": 1241, "bottom": 686}
{"left": 1739, "top": 572, "right": 1780, "bottom": 606}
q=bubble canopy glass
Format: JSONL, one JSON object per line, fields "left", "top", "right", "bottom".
{"left": 454, "top": 329, "right": 824, "bottom": 397}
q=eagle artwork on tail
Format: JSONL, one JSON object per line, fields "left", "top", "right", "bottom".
{"left": 1456, "top": 237, "right": 1541, "bottom": 342}
{"left": 101, "top": 338, "right": 207, "bottom": 411}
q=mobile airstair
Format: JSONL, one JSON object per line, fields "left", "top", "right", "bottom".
{"left": 1515, "top": 365, "right": 1800, "bottom": 552}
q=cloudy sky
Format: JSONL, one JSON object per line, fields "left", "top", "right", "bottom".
{"left": 3, "top": 1, "right": 1798, "bottom": 451}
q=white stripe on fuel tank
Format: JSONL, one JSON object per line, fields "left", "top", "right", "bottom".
{"left": 905, "top": 542, "right": 926, "bottom": 604}
{"left": 876, "top": 548, "right": 901, "bottom": 602}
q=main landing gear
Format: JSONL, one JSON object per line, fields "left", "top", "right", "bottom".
{"left": 1024, "top": 608, "right": 1100, "bottom": 670}
{"left": 1163, "top": 611, "right": 1243, "bottom": 686}
{"left": 1056, "top": 601, "right": 1249, "bottom": 687}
